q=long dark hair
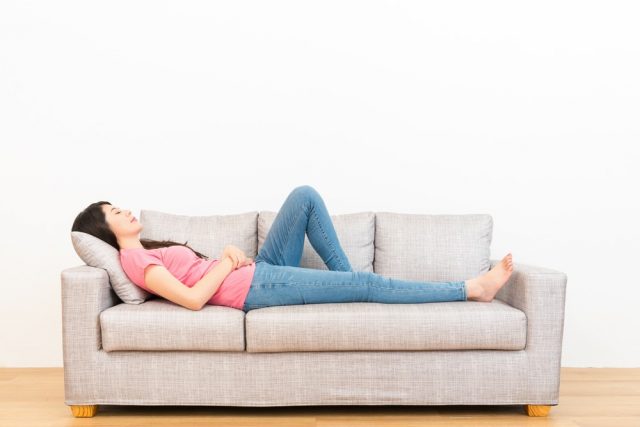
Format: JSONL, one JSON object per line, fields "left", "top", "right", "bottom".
{"left": 71, "top": 201, "right": 210, "bottom": 260}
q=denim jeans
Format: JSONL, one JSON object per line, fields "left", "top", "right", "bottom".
{"left": 242, "top": 185, "right": 467, "bottom": 312}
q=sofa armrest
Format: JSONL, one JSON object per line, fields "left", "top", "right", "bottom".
{"left": 491, "top": 258, "right": 568, "bottom": 404}
{"left": 61, "top": 264, "right": 120, "bottom": 353}
{"left": 491, "top": 259, "right": 568, "bottom": 353}
{"left": 61, "top": 265, "right": 120, "bottom": 404}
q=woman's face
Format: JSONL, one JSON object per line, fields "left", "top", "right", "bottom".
{"left": 102, "top": 204, "right": 142, "bottom": 238}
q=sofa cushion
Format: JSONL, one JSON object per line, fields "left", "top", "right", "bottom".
{"left": 258, "top": 210, "right": 375, "bottom": 272}
{"left": 374, "top": 213, "right": 493, "bottom": 282}
{"left": 99, "top": 300, "right": 246, "bottom": 352}
{"left": 139, "top": 209, "right": 259, "bottom": 260}
{"left": 244, "top": 300, "right": 525, "bottom": 352}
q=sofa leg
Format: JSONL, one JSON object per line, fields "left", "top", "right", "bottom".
{"left": 524, "top": 404, "right": 551, "bottom": 417}
{"left": 70, "top": 405, "right": 98, "bottom": 417}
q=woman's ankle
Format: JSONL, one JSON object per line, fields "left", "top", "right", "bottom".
{"left": 465, "top": 279, "right": 482, "bottom": 301}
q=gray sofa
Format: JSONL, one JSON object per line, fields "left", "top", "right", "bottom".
{"left": 61, "top": 209, "right": 568, "bottom": 418}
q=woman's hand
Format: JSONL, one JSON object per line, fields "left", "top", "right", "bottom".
{"left": 222, "top": 245, "right": 253, "bottom": 269}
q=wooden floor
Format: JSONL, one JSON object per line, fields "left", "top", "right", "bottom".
{"left": 1, "top": 368, "right": 638, "bottom": 426}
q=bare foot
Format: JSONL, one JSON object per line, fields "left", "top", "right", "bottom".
{"left": 465, "top": 253, "right": 514, "bottom": 302}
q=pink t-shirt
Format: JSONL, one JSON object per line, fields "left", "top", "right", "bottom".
{"left": 119, "top": 245, "right": 256, "bottom": 310}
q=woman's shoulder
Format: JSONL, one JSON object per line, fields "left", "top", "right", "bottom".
{"left": 119, "top": 245, "right": 199, "bottom": 265}
{"left": 118, "top": 247, "right": 165, "bottom": 288}
{"left": 120, "top": 247, "right": 162, "bottom": 257}
{"left": 120, "top": 245, "right": 186, "bottom": 255}
{"left": 163, "top": 244, "right": 196, "bottom": 256}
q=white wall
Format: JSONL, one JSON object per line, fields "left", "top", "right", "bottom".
{"left": 1, "top": 1, "right": 638, "bottom": 367}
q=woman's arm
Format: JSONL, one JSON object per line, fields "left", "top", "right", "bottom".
{"left": 190, "top": 257, "right": 236, "bottom": 310}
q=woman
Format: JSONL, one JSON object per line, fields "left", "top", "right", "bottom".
{"left": 72, "top": 185, "right": 513, "bottom": 312}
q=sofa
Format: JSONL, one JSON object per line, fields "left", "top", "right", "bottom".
{"left": 61, "top": 209, "right": 568, "bottom": 418}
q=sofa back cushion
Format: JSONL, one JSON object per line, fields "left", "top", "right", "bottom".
{"left": 139, "top": 209, "right": 259, "bottom": 260}
{"left": 258, "top": 211, "right": 375, "bottom": 272}
{"left": 374, "top": 213, "right": 493, "bottom": 281}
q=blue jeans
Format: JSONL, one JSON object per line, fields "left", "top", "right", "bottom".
{"left": 242, "top": 185, "right": 467, "bottom": 312}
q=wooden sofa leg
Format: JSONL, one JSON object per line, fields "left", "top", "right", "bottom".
{"left": 70, "top": 405, "right": 98, "bottom": 417}
{"left": 524, "top": 404, "right": 551, "bottom": 417}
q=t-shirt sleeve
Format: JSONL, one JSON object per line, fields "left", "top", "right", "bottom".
{"left": 127, "top": 251, "right": 164, "bottom": 287}
{"left": 133, "top": 251, "right": 164, "bottom": 269}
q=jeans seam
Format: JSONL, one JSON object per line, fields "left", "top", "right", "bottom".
{"left": 252, "top": 283, "right": 463, "bottom": 291}
{"left": 310, "top": 205, "right": 348, "bottom": 272}
{"left": 277, "top": 208, "right": 306, "bottom": 266}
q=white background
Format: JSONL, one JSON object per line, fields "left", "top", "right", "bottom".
{"left": 1, "top": 1, "right": 638, "bottom": 367}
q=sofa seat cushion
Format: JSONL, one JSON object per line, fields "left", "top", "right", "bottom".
{"left": 99, "top": 300, "right": 245, "bottom": 352}
{"left": 245, "top": 300, "right": 526, "bottom": 353}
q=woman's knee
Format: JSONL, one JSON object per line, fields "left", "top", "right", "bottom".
{"left": 353, "top": 270, "right": 379, "bottom": 284}
{"left": 289, "top": 185, "right": 322, "bottom": 210}
{"left": 360, "top": 270, "right": 388, "bottom": 287}
{"left": 291, "top": 185, "right": 320, "bottom": 201}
